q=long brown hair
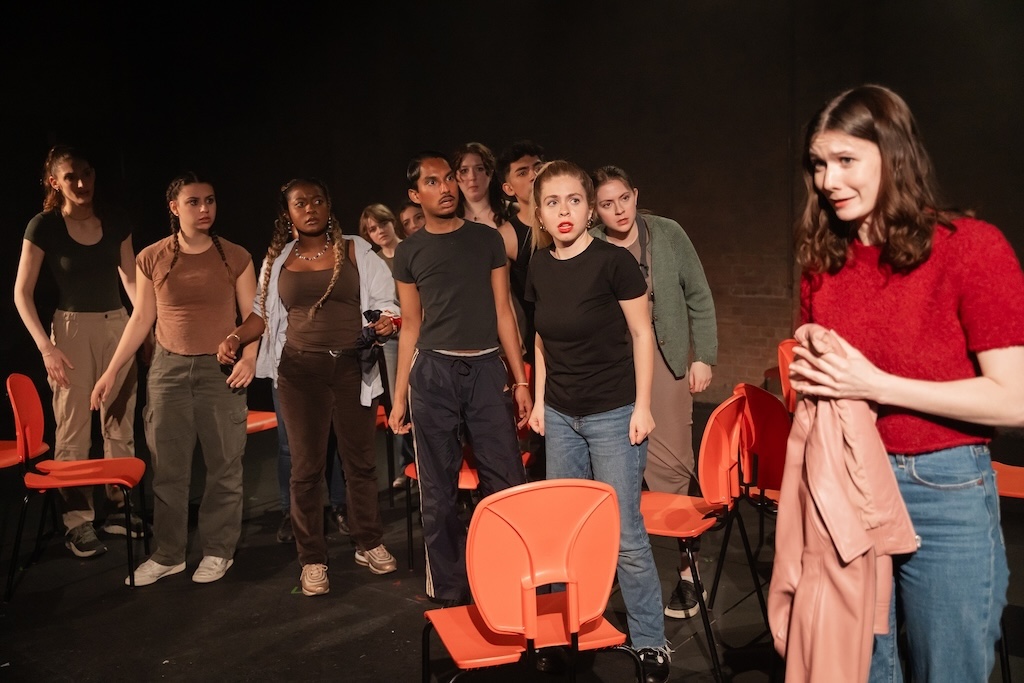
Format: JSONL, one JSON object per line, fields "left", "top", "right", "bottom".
{"left": 796, "top": 84, "right": 957, "bottom": 274}
{"left": 259, "top": 178, "right": 345, "bottom": 320}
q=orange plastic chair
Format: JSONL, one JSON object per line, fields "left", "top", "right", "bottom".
{"left": 422, "top": 479, "right": 642, "bottom": 682}
{"left": 993, "top": 459, "right": 1023, "bottom": 682}
{"left": 245, "top": 410, "right": 278, "bottom": 434}
{"left": 733, "top": 383, "right": 791, "bottom": 549}
{"left": 777, "top": 338, "right": 799, "bottom": 414}
{"left": 640, "top": 393, "right": 768, "bottom": 681}
{"left": 5, "top": 373, "right": 149, "bottom": 600}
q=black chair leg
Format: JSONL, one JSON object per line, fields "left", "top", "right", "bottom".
{"left": 5, "top": 494, "right": 31, "bottom": 601}
{"left": 998, "top": 613, "right": 1011, "bottom": 683}
{"left": 735, "top": 510, "right": 769, "bottom": 628}
{"left": 421, "top": 621, "right": 434, "bottom": 683}
{"left": 687, "top": 542, "right": 723, "bottom": 681}
{"left": 406, "top": 477, "right": 414, "bottom": 570}
{"left": 709, "top": 509, "right": 735, "bottom": 608}
{"left": 121, "top": 486, "right": 136, "bottom": 588}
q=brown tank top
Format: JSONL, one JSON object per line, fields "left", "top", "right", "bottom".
{"left": 279, "top": 256, "right": 361, "bottom": 351}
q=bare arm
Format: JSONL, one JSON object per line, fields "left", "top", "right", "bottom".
{"left": 91, "top": 266, "right": 157, "bottom": 408}
{"left": 388, "top": 280, "right": 421, "bottom": 434}
{"left": 789, "top": 328, "right": 1024, "bottom": 427}
{"left": 492, "top": 265, "right": 532, "bottom": 427}
{"left": 14, "top": 239, "right": 76, "bottom": 388}
{"left": 621, "top": 294, "right": 656, "bottom": 445}
{"left": 118, "top": 235, "right": 138, "bottom": 308}
{"left": 528, "top": 334, "right": 547, "bottom": 436}
{"left": 224, "top": 261, "right": 258, "bottom": 388}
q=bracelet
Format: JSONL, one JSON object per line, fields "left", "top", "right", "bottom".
{"left": 227, "top": 333, "right": 241, "bottom": 343}
{"left": 512, "top": 382, "right": 529, "bottom": 388}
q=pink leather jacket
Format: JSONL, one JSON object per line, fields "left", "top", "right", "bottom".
{"left": 767, "top": 324, "right": 918, "bottom": 682}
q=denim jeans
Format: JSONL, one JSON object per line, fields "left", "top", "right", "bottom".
{"left": 544, "top": 403, "right": 666, "bottom": 651}
{"left": 869, "top": 444, "right": 1008, "bottom": 682}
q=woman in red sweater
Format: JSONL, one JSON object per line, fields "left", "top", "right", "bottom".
{"left": 790, "top": 84, "right": 1024, "bottom": 681}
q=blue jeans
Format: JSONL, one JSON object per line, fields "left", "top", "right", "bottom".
{"left": 544, "top": 403, "right": 666, "bottom": 651}
{"left": 272, "top": 386, "right": 346, "bottom": 512}
{"left": 869, "top": 444, "right": 1008, "bottom": 682}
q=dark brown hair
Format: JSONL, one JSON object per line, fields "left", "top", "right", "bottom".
{"left": 796, "top": 84, "right": 956, "bottom": 274}
{"left": 41, "top": 145, "right": 91, "bottom": 213}
{"left": 162, "top": 172, "right": 231, "bottom": 288}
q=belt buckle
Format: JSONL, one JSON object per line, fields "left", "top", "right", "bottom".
{"left": 328, "top": 349, "right": 341, "bottom": 358}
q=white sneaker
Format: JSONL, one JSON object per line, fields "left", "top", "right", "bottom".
{"left": 354, "top": 544, "right": 397, "bottom": 575}
{"left": 192, "top": 556, "right": 234, "bottom": 584}
{"left": 300, "top": 563, "right": 330, "bottom": 596}
{"left": 126, "top": 559, "right": 186, "bottom": 586}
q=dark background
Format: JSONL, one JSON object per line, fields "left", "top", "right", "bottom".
{"left": 3, "top": 1, "right": 1023, "bottom": 413}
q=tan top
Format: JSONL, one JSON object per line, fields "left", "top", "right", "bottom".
{"left": 137, "top": 235, "right": 252, "bottom": 355}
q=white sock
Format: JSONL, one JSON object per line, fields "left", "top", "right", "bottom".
{"left": 679, "top": 566, "right": 694, "bottom": 581}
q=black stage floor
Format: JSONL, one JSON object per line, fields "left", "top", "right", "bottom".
{"left": 2, "top": 404, "right": 1022, "bottom": 682}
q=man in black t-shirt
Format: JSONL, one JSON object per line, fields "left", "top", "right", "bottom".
{"left": 389, "top": 151, "right": 531, "bottom": 605}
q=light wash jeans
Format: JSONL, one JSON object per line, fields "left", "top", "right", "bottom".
{"left": 869, "top": 444, "right": 1008, "bottom": 682}
{"left": 544, "top": 403, "right": 667, "bottom": 651}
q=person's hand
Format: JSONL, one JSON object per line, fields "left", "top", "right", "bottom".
{"left": 217, "top": 335, "right": 241, "bottom": 365}
{"left": 225, "top": 357, "right": 255, "bottom": 389}
{"left": 689, "top": 361, "right": 713, "bottom": 393}
{"left": 513, "top": 384, "right": 533, "bottom": 429}
{"left": 528, "top": 402, "right": 545, "bottom": 436}
{"left": 389, "top": 401, "right": 411, "bottom": 434}
{"left": 372, "top": 315, "right": 394, "bottom": 338}
{"left": 91, "top": 372, "right": 114, "bottom": 410}
{"left": 788, "top": 328, "right": 886, "bottom": 401}
{"left": 42, "top": 345, "right": 74, "bottom": 389}
{"left": 629, "top": 406, "right": 655, "bottom": 445}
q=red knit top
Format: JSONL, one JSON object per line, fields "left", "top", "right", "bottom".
{"left": 801, "top": 217, "right": 1024, "bottom": 454}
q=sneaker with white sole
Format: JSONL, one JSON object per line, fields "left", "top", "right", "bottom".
{"left": 126, "top": 559, "right": 186, "bottom": 586}
{"left": 65, "top": 523, "right": 107, "bottom": 558}
{"left": 637, "top": 647, "right": 671, "bottom": 683}
{"left": 300, "top": 563, "right": 330, "bottom": 596}
{"left": 664, "top": 576, "right": 707, "bottom": 619}
{"left": 101, "top": 511, "right": 146, "bottom": 539}
{"left": 192, "top": 556, "right": 233, "bottom": 584}
{"left": 354, "top": 544, "right": 397, "bottom": 575}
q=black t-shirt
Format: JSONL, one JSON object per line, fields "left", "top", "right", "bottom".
{"left": 23, "top": 211, "right": 132, "bottom": 312}
{"left": 525, "top": 238, "right": 648, "bottom": 416}
{"left": 392, "top": 220, "right": 506, "bottom": 350}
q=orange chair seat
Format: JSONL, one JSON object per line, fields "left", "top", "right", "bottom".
{"left": 426, "top": 592, "right": 626, "bottom": 670}
{"left": 404, "top": 460, "right": 480, "bottom": 490}
{"left": 26, "top": 457, "right": 146, "bottom": 491}
{"left": 246, "top": 410, "right": 278, "bottom": 435}
{"left": 640, "top": 490, "right": 720, "bottom": 538}
{"left": 375, "top": 404, "right": 388, "bottom": 430}
{"left": 1, "top": 440, "right": 21, "bottom": 468}
{"left": 993, "top": 461, "right": 1024, "bottom": 499}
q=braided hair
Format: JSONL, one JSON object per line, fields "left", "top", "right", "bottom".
{"left": 261, "top": 178, "right": 345, "bottom": 320}
{"left": 162, "top": 172, "right": 232, "bottom": 288}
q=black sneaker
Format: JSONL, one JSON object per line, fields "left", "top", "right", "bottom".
{"left": 331, "top": 507, "right": 350, "bottom": 535}
{"left": 277, "top": 512, "right": 294, "bottom": 544}
{"left": 101, "top": 511, "right": 146, "bottom": 539}
{"left": 664, "top": 577, "right": 707, "bottom": 619}
{"left": 637, "top": 648, "right": 670, "bottom": 683}
{"left": 65, "top": 523, "right": 108, "bottom": 558}
{"left": 534, "top": 646, "right": 569, "bottom": 674}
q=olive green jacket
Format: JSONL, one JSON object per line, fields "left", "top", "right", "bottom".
{"left": 592, "top": 214, "right": 717, "bottom": 378}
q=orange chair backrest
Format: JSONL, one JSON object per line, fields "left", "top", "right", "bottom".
{"left": 466, "top": 479, "right": 619, "bottom": 639}
{"left": 696, "top": 393, "right": 746, "bottom": 508}
{"left": 6, "top": 373, "right": 47, "bottom": 465}
{"left": 732, "top": 382, "right": 791, "bottom": 492}
{"left": 777, "top": 338, "right": 799, "bottom": 414}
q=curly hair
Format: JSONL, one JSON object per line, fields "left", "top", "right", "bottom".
{"left": 260, "top": 178, "right": 345, "bottom": 320}
{"left": 796, "top": 84, "right": 958, "bottom": 275}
